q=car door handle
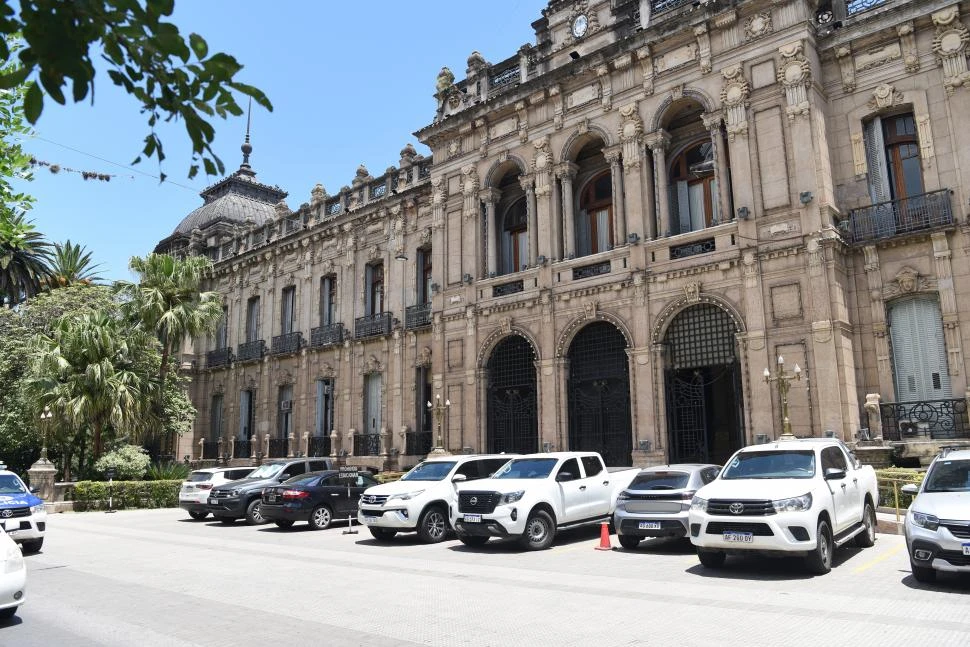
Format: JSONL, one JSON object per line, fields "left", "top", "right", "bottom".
{"left": 603, "top": 481, "right": 610, "bottom": 486}
{"left": 840, "top": 483, "right": 847, "bottom": 491}
{"left": 853, "top": 478, "right": 858, "bottom": 484}
{"left": 579, "top": 486, "right": 587, "bottom": 491}
{"left": 331, "top": 493, "right": 340, "bottom": 496}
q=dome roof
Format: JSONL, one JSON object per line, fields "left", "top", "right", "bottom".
{"left": 170, "top": 169, "right": 287, "bottom": 237}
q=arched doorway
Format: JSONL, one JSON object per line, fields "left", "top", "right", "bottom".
{"left": 663, "top": 303, "right": 743, "bottom": 464}
{"left": 567, "top": 322, "right": 632, "bottom": 466}
{"left": 486, "top": 336, "right": 538, "bottom": 454}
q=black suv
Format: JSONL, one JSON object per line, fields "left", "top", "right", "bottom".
{"left": 206, "top": 458, "right": 334, "bottom": 525}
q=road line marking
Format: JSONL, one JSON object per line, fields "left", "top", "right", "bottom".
{"left": 852, "top": 544, "right": 903, "bottom": 574}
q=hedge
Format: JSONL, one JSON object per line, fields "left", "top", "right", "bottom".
{"left": 70, "top": 480, "right": 182, "bottom": 511}
{"left": 875, "top": 468, "right": 925, "bottom": 510}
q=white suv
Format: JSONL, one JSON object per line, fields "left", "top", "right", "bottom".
{"left": 0, "top": 469, "right": 46, "bottom": 554}
{"left": 358, "top": 455, "right": 513, "bottom": 543}
{"left": 902, "top": 447, "right": 970, "bottom": 583}
{"left": 179, "top": 467, "right": 256, "bottom": 520}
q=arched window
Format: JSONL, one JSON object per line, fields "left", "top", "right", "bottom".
{"left": 577, "top": 171, "right": 613, "bottom": 256}
{"left": 500, "top": 197, "right": 528, "bottom": 275}
{"left": 669, "top": 140, "right": 718, "bottom": 235}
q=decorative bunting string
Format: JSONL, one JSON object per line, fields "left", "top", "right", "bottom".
{"left": 28, "top": 157, "right": 134, "bottom": 182}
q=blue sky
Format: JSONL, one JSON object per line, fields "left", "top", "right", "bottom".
{"left": 16, "top": 1, "right": 546, "bottom": 281}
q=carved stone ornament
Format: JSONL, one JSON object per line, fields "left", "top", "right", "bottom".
{"left": 460, "top": 164, "right": 479, "bottom": 196}
{"left": 310, "top": 184, "right": 327, "bottom": 209}
{"left": 931, "top": 7, "right": 970, "bottom": 94}
{"left": 744, "top": 12, "right": 773, "bottom": 41}
{"left": 275, "top": 369, "right": 294, "bottom": 386}
{"left": 883, "top": 266, "right": 935, "bottom": 299}
{"left": 361, "top": 354, "right": 383, "bottom": 376}
{"left": 720, "top": 65, "right": 749, "bottom": 141}
{"left": 436, "top": 67, "right": 455, "bottom": 94}
{"left": 897, "top": 22, "right": 920, "bottom": 73}
{"left": 868, "top": 84, "right": 905, "bottom": 111}
{"left": 684, "top": 281, "right": 701, "bottom": 303}
{"left": 533, "top": 136, "right": 553, "bottom": 196}
{"left": 274, "top": 200, "right": 290, "bottom": 220}
{"left": 777, "top": 43, "right": 811, "bottom": 121}
{"left": 500, "top": 316, "right": 513, "bottom": 334}
{"left": 417, "top": 346, "right": 432, "bottom": 367}
{"left": 618, "top": 103, "right": 643, "bottom": 170}
{"left": 447, "top": 138, "right": 462, "bottom": 159}
{"left": 835, "top": 45, "right": 855, "bottom": 93}
{"left": 584, "top": 301, "right": 598, "bottom": 320}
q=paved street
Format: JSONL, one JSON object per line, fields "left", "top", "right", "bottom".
{"left": 3, "top": 509, "right": 969, "bottom": 646}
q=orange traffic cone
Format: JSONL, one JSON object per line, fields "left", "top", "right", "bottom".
{"left": 595, "top": 521, "right": 613, "bottom": 551}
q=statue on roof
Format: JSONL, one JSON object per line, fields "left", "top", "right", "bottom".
{"left": 436, "top": 66, "right": 455, "bottom": 94}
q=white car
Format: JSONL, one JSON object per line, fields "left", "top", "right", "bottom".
{"left": 0, "top": 469, "right": 47, "bottom": 554}
{"left": 0, "top": 529, "right": 26, "bottom": 620}
{"left": 179, "top": 467, "right": 256, "bottom": 520}
{"left": 902, "top": 447, "right": 970, "bottom": 582}
{"left": 358, "top": 455, "right": 514, "bottom": 543}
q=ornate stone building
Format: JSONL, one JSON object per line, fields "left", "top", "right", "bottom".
{"left": 161, "top": 0, "right": 970, "bottom": 469}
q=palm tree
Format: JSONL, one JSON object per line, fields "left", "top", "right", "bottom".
{"left": 47, "top": 240, "right": 102, "bottom": 288}
{"left": 0, "top": 212, "right": 52, "bottom": 306}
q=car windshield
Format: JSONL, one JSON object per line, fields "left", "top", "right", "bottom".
{"left": 721, "top": 451, "right": 816, "bottom": 479}
{"left": 494, "top": 458, "right": 558, "bottom": 479}
{"left": 0, "top": 474, "right": 27, "bottom": 495}
{"left": 187, "top": 471, "right": 213, "bottom": 483}
{"left": 923, "top": 460, "right": 970, "bottom": 493}
{"left": 245, "top": 464, "right": 283, "bottom": 479}
{"left": 401, "top": 461, "right": 457, "bottom": 481}
{"left": 629, "top": 471, "right": 690, "bottom": 490}
{"left": 284, "top": 474, "right": 323, "bottom": 486}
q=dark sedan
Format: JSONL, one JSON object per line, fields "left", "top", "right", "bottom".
{"left": 260, "top": 470, "right": 379, "bottom": 530}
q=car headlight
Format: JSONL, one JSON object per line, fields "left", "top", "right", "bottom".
{"left": 772, "top": 493, "right": 813, "bottom": 513}
{"left": 690, "top": 496, "right": 708, "bottom": 512}
{"left": 911, "top": 511, "right": 940, "bottom": 531}
{"left": 3, "top": 543, "right": 23, "bottom": 575}
{"left": 388, "top": 490, "right": 425, "bottom": 502}
{"left": 30, "top": 503, "right": 45, "bottom": 514}
{"left": 499, "top": 491, "right": 524, "bottom": 505}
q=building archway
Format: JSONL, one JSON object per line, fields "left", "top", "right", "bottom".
{"left": 566, "top": 321, "right": 632, "bottom": 466}
{"left": 486, "top": 335, "right": 539, "bottom": 454}
{"left": 662, "top": 303, "right": 743, "bottom": 464}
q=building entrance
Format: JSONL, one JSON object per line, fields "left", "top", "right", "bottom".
{"left": 486, "top": 335, "right": 538, "bottom": 454}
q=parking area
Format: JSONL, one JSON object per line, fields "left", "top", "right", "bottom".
{"left": 6, "top": 509, "right": 970, "bottom": 647}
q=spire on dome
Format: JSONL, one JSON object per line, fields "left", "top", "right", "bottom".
{"left": 238, "top": 98, "right": 255, "bottom": 178}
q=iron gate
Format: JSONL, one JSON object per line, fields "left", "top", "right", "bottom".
{"left": 665, "top": 370, "right": 708, "bottom": 463}
{"left": 567, "top": 322, "right": 632, "bottom": 466}
{"left": 486, "top": 336, "right": 538, "bottom": 454}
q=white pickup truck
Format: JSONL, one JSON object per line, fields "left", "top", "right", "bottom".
{"left": 452, "top": 452, "right": 639, "bottom": 550}
{"left": 688, "top": 438, "right": 879, "bottom": 574}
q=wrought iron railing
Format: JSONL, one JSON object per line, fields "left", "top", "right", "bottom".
{"left": 573, "top": 261, "right": 611, "bottom": 281}
{"left": 221, "top": 242, "right": 234, "bottom": 259}
{"left": 405, "top": 431, "right": 433, "bottom": 456}
{"left": 233, "top": 439, "right": 253, "bottom": 459}
{"left": 493, "top": 280, "right": 524, "bottom": 297}
{"left": 355, "top": 312, "right": 392, "bottom": 339}
{"left": 202, "top": 441, "right": 219, "bottom": 460}
{"left": 670, "top": 238, "right": 715, "bottom": 260}
{"left": 843, "top": 189, "right": 953, "bottom": 245}
{"left": 326, "top": 200, "right": 341, "bottom": 216}
{"left": 370, "top": 183, "right": 386, "bottom": 200}
{"left": 309, "top": 435, "right": 331, "bottom": 457}
{"left": 651, "top": 0, "right": 693, "bottom": 14}
{"left": 311, "top": 323, "right": 344, "bottom": 348}
{"left": 847, "top": 0, "right": 889, "bottom": 16}
{"left": 271, "top": 331, "right": 303, "bottom": 355}
{"left": 236, "top": 340, "right": 265, "bottom": 362}
{"left": 206, "top": 347, "right": 232, "bottom": 369}
{"left": 879, "top": 398, "right": 970, "bottom": 441}
{"left": 251, "top": 229, "right": 265, "bottom": 246}
{"left": 268, "top": 438, "right": 288, "bottom": 458}
{"left": 418, "top": 162, "right": 432, "bottom": 180}
{"left": 353, "top": 433, "right": 381, "bottom": 456}
{"left": 405, "top": 303, "right": 432, "bottom": 330}
{"left": 283, "top": 216, "right": 302, "bottom": 235}
{"left": 489, "top": 59, "right": 520, "bottom": 96}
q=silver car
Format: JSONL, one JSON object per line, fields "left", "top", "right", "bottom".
{"left": 902, "top": 447, "right": 970, "bottom": 583}
{"left": 614, "top": 464, "right": 720, "bottom": 549}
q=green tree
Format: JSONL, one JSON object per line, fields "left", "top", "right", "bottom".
{"left": 0, "top": 211, "right": 51, "bottom": 306}
{"left": 0, "top": 0, "right": 272, "bottom": 180}
{"left": 47, "top": 240, "right": 102, "bottom": 288}
{"left": 0, "top": 36, "right": 33, "bottom": 221}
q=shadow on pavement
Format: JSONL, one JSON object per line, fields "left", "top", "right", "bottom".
{"left": 618, "top": 536, "right": 695, "bottom": 555}
{"left": 684, "top": 547, "right": 866, "bottom": 581}
{"left": 445, "top": 525, "right": 604, "bottom": 554}
{"left": 900, "top": 572, "right": 970, "bottom": 593}
{"left": 0, "top": 615, "right": 23, "bottom": 628}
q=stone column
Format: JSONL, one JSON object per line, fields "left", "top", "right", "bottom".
{"left": 646, "top": 131, "right": 670, "bottom": 238}
{"left": 642, "top": 144, "right": 657, "bottom": 240}
{"left": 604, "top": 146, "right": 626, "bottom": 247}
{"left": 555, "top": 162, "right": 579, "bottom": 258}
{"left": 480, "top": 188, "right": 501, "bottom": 277}
{"left": 703, "top": 113, "right": 732, "bottom": 224}
{"left": 27, "top": 451, "right": 56, "bottom": 502}
{"left": 520, "top": 174, "right": 538, "bottom": 266}
{"left": 550, "top": 173, "right": 563, "bottom": 260}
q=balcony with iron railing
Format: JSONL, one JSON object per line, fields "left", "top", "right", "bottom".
{"left": 355, "top": 312, "right": 392, "bottom": 340}
{"left": 206, "top": 347, "right": 232, "bottom": 369}
{"left": 310, "top": 323, "right": 344, "bottom": 348}
{"left": 271, "top": 331, "right": 304, "bottom": 356}
{"left": 353, "top": 433, "right": 381, "bottom": 456}
{"left": 268, "top": 437, "right": 288, "bottom": 458}
{"left": 842, "top": 189, "right": 953, "bottom": 245}
{"left": 405, "top": 430, "right": 433, "bottom": 456}
{"left": 309, "top": 435, "right": 331, "bottom": 457}
{"left": 201, "top": 440, "right": 219, "bottom": 460}
{"left": 236, "top": 340, "right": 265, "bottom": 363}
{"left": 879, "top": 398, "right": 970, "bottom": 441}
{"left": 233, "top": 438, "right": 253, "bottom": 459}
{"left": 405, "top": 303, "right": 432, "bottom": 330}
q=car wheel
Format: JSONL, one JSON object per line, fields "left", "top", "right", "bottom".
{"left": 188, "top": 511, "right": 208, "bottom": 521}
{"left": 216, "top": 517, "right": 235, "bottom": 524}
{"left": 416, "top": 506, "right": 448, "bottom": 543}
{"left": 855, "top": 502, "right": 876, "bottom": 548}
{"left": 911, "top": 562, "right": 937, "bottom": 583}
{"left": 274, "top": 520, "right": 294, "bottom": 529}
{"left": 309, "top": 505, "right": 333, "bottom": 530}
{"left": 806, "top": 520, "right": 833, "bottom": 575}
{"left": 618, "top": 534, "right": 641, "bottom": 550}
{"left": 244, "top": 499, "right": 267, "bottom": 525}
{"left": 459, "top": 535, "right": 489, "bottom": 547}
{"left": 20, "top": 538, "right": 43, "bottom": 554}
{"left": 697, "top": 549, "right": 725, "bottom": 568}
{"left": 369, "top": 528, "right": 397, "bottom": 542}
{"left": 518, "top": 510, "right": 556, "bottom": 551}
{"left": 0, "top": 607, "right": 16, "bottom": 620}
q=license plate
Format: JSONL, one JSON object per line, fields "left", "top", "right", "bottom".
{"left": 963, "top": 543, "right": 970, "bottom": 556}
{"left": 638, "top": 521, "right": 662, "bottom": 530}
{"left": 723, "top": 531, "right": 753, "bottom": 543}
{"left": 266, "top": 495, "right": 277, "bottom": 502}
{"left": 208, "top": 498, "right": 217, "bottom": 505}
{"left": 362, "top": 517, "right": 379, "bottom": 525}
{"left": 463, "top": 514, "right": 482, "bottom": 523}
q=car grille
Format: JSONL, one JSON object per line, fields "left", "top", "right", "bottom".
{"left": 940, "top": 520, "right": 970, "bottom": 539}
{"left": 936, "top": 549, "right": 970, "bottom": 567}
{"left": 707, "top": 499, "right": 775, "bottom": 516}
{"left": 624, "top": 492, "right": 684, "bottom": 501}
{"left": 458, "top": 491, "right": 499, "bottom": 514}
{"left": 0, "top": 507, "right": 31, "bottom": 518}
{"left": 209, "top": 490, "right": 234, "bottom": 500}
{"left": 705, "top": 522, "right": 774, "bottom": 536}
{"left": 359, "top": 494, "right": 389, "bottom": 506}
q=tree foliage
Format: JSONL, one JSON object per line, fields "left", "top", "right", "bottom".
{"left": 0, "top": 0, "right": 272, "bottom": 180}
{"left": 93, "top": 444, "right": 150, "bottom": 480}
{"left": 48, "top": 239, "right": 102, "bottom": 288}
{"left": 0, "top": 211, "right": 51, "bottom": 306}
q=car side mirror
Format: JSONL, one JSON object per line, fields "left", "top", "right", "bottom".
{"left": 278, "top": 473, "right": 291, "bottom": 481}
{"left": 901, "top": 483, "right": 919, "bottom": 495}
{"left": 29, "top": 486, "right": 39, "bottom": 494}
{"left": 451, "top": 474, "right": 467, "bottom": 483}
{"left": 556, "top": 472, "right": 574, "bottom": 482}
{"left": 823, "top": 468, "right": 846, "bottom": 480}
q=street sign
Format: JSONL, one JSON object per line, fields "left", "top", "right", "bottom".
{"left": 338, "top": 466, "right": 360, "bottom": 481}
{"left": 105, "top": 468, "right": 117, "bottom": 480}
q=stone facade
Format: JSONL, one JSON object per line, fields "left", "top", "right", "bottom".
{"left": 161, "top": 0, "right": 970, "bottom": 469}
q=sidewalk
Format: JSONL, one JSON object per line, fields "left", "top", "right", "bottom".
{"left": 876, "top": 508, "right": 905, "bottom": 535}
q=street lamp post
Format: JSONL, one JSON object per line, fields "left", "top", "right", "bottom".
{"left": 39, "top": 407, "right": 53, "bottom": 461}
{"left": 426, "top": 394, "right": 451, "bottom": 455}
{"left": 764, "top": 356, "right": 801, "bottom": 440}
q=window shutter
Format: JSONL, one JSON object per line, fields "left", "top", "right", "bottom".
{"left": 676, "top": 181, "right": 691, "bottom": 235}
{"left": 863, "top": 117, "right": 891, "bottom": 204}
{"left": 889, "top": 297, "right": 950, "bottom": 402}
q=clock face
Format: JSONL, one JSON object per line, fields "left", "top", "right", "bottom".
{"left": 572, "top": 14, "right": 588, "bottom": 38}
